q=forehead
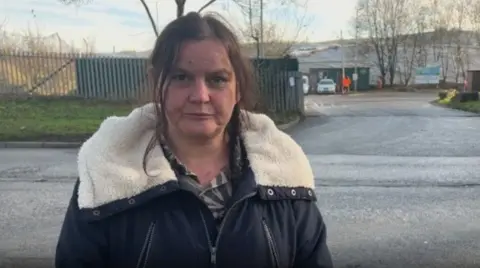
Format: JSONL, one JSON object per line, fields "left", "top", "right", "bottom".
{"left": 176, "top": 40, "right": 232, "bottom": 71}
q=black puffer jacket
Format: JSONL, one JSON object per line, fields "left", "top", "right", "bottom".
{"left": 55, "top": 104, "right": 333, "bottom": 268}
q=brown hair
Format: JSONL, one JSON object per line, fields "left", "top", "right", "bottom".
{"left": 143, "top": 12, "right": 257, "bottom": 172}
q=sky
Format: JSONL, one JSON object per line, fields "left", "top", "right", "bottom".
{"left": 0, "top": 0, "right": 355, "bottom": 53}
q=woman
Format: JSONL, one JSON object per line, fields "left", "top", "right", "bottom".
{"left": 55, "top": 12, "right": 333, "bottom": 268}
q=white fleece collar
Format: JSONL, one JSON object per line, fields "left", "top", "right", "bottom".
{"left": 77, "top": 103, "right": 314, "bottom": 209}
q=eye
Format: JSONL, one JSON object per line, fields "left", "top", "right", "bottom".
{"left": 171, "top": 73, "right": 188, "bottom": 81}
{"left": 209, "top": 76, "right": 228, "bottom": 87}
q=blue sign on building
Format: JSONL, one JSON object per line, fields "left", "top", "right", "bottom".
{"left": 415, "top": 66, "right": 441, "bottom": 76}
{"left": 415, "top": 66, "right": 441, "bottom": 84}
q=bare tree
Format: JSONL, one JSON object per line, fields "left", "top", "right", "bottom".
{"left": 198, "top": 0, "right": 218, "bottom": 13}
{"left": 425, "top": 0, "right": 476, "bottom": 85}
{"left": 450, "top": 0, "right": 474, "bottom": 83}
{"left": 0, "top": 18, "right": 12, "bottom": 53}
{"left": 427, "top": 0, "right": 453, "bottom": 84}
{"left": 241, "top": 21, "right": 306, "bottom": 57}
{"left": 429, "top": 27, "right": 454, "bottom": 84}
{"left": 237, "top": 0, "right": 309, "bottom": 58}
{"left": 58, "top": 0, "right": 160, "bottom": 36}
{"left": 58, "top": 0, "right": 219, "bottom": 37}
{"left": 397, "top": 2, "right": 428, "bottom": 86}
{"left": 470, "top": 0, "right": 480, "bottom": 44}
{"left": 356, "top": 0, "right": 412, "bottom": 86}
{"left": 0, "top": 17, "right": 5, "bottom": 30}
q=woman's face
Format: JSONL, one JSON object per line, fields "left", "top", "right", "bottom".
{"left": 164, "top": 39, "right": 238, "bottom": 140}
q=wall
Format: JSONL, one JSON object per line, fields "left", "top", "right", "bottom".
{"left": 297, "top": 44, "right": 480, "bottom": 86}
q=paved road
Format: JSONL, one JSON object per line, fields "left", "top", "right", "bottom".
{"left": 299, "top": 92, "right": 480, "bottom": 268}
{"left": 1, "top": 92, "right": 480, "bottom": 267}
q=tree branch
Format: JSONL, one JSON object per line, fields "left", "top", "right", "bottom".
{"left": 139, "top": 0, "right": 159, "bottom": 36}
{"left": 175, "top": 0, "right": 186, "bottom": 17}
{"left": 58, "top": 0, "right": 159, "bottom": 37}
{"left": 198, "top": 0, "right": 217, "bottom": 13}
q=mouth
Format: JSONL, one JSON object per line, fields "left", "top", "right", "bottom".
{"left": 184, "top": 113, "right": 214, "bottom": 118}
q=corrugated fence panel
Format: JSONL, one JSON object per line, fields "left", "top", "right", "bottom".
{"left": 251, "top": 58, "right": 301, "bottom": 114}
{"left": 75, "top": 57, "right": 148, "bottom": 100}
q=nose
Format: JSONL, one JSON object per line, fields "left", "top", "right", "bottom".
{"left": 189, "top": 79, "right": 210, "bottom": 103}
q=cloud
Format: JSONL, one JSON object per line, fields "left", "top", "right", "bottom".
{"left": 305, "top": 0, "right": 356, "bottom": 40}
{"left": 0, "top": 0, "right": 354, "bottom": 52}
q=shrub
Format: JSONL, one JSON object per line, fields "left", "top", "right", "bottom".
{"left": 438, "top": 91, "right": 447, "bottom": 100}
{"left": 440, "top": 89, "right": 458, "bottom": 103}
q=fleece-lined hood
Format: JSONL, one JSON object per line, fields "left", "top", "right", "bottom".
{"left": 77, "top": 103, "right": 314, "bottom": 209}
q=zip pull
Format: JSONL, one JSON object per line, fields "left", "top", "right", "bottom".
{"left": 210, "top": 246, "right": 217, "bottom": 266}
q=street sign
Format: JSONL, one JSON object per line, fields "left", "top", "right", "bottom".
{"left": 352, "top": 73, "right": 358, "bottom": 81}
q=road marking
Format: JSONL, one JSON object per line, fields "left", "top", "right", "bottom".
{"left": 305, "top": 101, "right": 335, "bottom": 113}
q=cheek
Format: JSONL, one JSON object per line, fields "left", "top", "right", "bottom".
{"left": 164, "top": 90, "right": 187, "bottom": 114}
{"left": 211, "top": 88, "right": 237, "bottom": 112}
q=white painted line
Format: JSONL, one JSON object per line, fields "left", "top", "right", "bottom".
{"left": 313, "top": 101, "right": 323, "bottom": 108}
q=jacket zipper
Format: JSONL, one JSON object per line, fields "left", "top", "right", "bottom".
{"left": 136, "top": 221, "right": 156, "bottom": 268}
{"left": 199, "top": 192, "right": 256, "bottom": 267}
{"left": 262, "top": 219, "right": 280, "bottom": 268}
{"left": 199, "top": 212, "right": 216, "bottom": 265}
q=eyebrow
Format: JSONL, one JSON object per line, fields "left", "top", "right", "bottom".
{"left": 172, "top": 67, "right": 232, "bottom": 75}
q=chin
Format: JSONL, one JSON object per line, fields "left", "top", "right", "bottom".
{"left": 181, "top": 123, "right": 220, "bottom": 139}
{"left": 184, "top": 129, "right": 218, "bottom": 139}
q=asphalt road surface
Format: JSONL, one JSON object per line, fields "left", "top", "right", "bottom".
{"left": 1, "top": 91, "right": 480, "bottom": 268}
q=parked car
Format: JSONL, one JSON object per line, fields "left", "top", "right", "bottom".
{"left": 302, "top": 75, "right": 310, "bottom": 95}
{"left": 316, "top": 79, "right": 336, "bottom": 94}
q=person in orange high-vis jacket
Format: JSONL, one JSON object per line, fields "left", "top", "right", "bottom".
{"left": 342, "top": 76, "right": 351, "bottom": 94}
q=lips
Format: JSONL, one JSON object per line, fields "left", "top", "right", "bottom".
{"left": 184, "top": 113, "right": 214, "bottom": 118}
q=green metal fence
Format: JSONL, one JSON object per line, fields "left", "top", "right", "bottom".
{"left": 253, "top": 58, "right": 304, "bottom": 114}
{"left": 0, "top": 51, "right": 304, "bottom": 115}
{"left": 75, "top": 57, "right": 147, "bottom": 100}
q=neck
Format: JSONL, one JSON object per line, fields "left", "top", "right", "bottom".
{"left": 166, "top": 131, "right": 229, "bottom": 167}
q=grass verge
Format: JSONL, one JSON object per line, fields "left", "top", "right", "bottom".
{"left": 0, "top": 97, "right": 135, "bottom": 142}
{"left": 434, "top": 99, "right": 480, "bottom": 114}
{"left": 0, "top": 97, "right": 299, "bottom": 142}
{"left": 448, "top": 100, "right": 480, "bottom": 113}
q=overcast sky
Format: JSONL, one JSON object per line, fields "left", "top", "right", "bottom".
{"left": 0, "top": 0, "right": 356, "bottom": 52}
